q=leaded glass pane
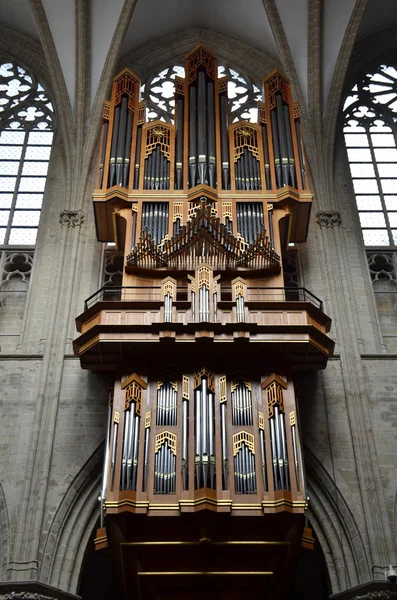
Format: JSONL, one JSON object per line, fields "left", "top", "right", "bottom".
{"left": 356, "top": 196, "right": 382, "bottom": 210}
{"left": 359, "top": 212, "right": 386, "bottom": 227}
{"left": 0, "top": 60, "right": 54, "bottom": 246}
{"left": 12, "top": 210, "right": 41, "bottom": 226}
{"left": 362, "top": 229, "right": 389, "bottom": 245}
{"left": 8, "top": 228, "right": 38, "bottom": 245}
{"left": 344, "top": 63, "right": 397, "bottom": 246}
{"left": 15, "top": 194, "right": 43, "bottom": 208}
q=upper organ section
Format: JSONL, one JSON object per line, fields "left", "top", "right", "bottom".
{"left": 75, "top": 45, "right": 333, "bottom": 372}
{"left": 93, "top": 45, "right": 311, "bottom": 253}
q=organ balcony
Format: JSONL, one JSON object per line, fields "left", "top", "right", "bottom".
{"left": 74, "top": 275, "right": 333, "bottom": 372}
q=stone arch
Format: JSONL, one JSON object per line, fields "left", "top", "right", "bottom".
{"left": 39, "top": 444, "right": 103, "bottom": 594}
{"left": 305, "top": 446, "right": 371, "bottom": 595}
{"left": 120, "top": 27, "right": 281, "bottom": 86}
{"left": 0, "top": 483, "right": 10, "bottom": 579}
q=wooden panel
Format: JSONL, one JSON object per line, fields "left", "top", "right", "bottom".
{"left": 105, "top": 311, "right": 122, "bottom": 325}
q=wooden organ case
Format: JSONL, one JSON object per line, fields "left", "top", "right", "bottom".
{"left": 74, "top": 45, "right": 334, "bottom": 600}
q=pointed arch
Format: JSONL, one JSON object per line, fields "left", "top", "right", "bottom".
{"left": 0, "top": 483, "right": 10, "bottom": 578}
{"left": 305, "top": 446, "right": 371, "bottom": 594}
{"left": 39, "top": 444, "right": 103, "bottom": 594}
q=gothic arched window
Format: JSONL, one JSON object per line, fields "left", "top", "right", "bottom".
{"left": 343, "top": 64, "right": 397, "bottom": 246}
{"left": 141, "top": 64, "right": 261, "bottom": 124}
{"left": 0, "top": 60, "right": 54, "bottom": 247}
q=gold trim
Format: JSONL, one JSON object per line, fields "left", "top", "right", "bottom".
{"left": 219, "top": 376, "right": 227, "bottom": 403}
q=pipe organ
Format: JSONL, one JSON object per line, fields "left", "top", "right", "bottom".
{"left": 75, "top": 44, "right": 334, "bottom": 599}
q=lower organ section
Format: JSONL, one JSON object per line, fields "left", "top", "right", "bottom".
{"left": 101, "top": 369, "right": 306, "bottom": 518}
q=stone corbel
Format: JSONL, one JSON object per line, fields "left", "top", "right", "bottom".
{"left": 316, "top": 210, "right": 342, "bottom": 228}
{"left": 59, "top": 210, "right": 85, "bottom": 228}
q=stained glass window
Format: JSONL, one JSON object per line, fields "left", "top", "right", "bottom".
{"left": 343, "top": 65, "right": 397, "bottom": 246}
{"left": 0, "top": 61, "right": 54, "bottom": 246}
{"left": 141, "top": 64, "right": 262, "bottom": 124}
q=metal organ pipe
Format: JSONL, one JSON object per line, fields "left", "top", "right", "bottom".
{"left": 98, "top": 121, "right": 108, "bottom": 188}
{"left": 220, "top": 93, "right": 229, "bottom": 189}
{"left": 182, "top": 398, "right": 188, "bottom": 490}
{"left": 270, "top": 111, "right": 281, "bottom": 188}
{"left": 275, "top": 94, "right": 289, "bottom": 187}
{"left": 283, "top": 104, "right": 296, "bottom": 187}
{"left": 197, "top": 70, "right": 207, "bottom": 185}
{"left": 175, "top": 94, "right": 184, "bottom": 189}
{"left": 261, "top": 124, "right": 271, "bottom": 190}
{"left": 100, "top": 402, "right": 112, "bottom": 526}
{"left": 221, "top": 402, "right": 227, "bottom": 489}
{"left": 189, "top": 83, "right": 197, "bottom": 187}
{"left": 110, "top": 418, "right": 118, "bottom": 490}
{"left": 133, "top": 126, "right": 142, "bottom": 189}
{"left": 207, "top": 79, "right": 216, "bottom": 188}
{"left": 108, "top": 104, "right": 120, "bottom": 186}
{"left": 195, "top": 388, "right": 201, "bottom": 486}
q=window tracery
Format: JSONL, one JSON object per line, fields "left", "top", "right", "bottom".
{"left": 343, "top": 64, "right": 397, "bottom": 247}
{"left": 0, "top": 60, "right": 54, "bottom": 246}
{"left": 141, "top": 64, "right": 262, "bottom": 124}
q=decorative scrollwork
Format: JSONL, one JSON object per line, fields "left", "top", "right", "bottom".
{"left": 316, "top": 211, "right": 342, "bottom": 229}
{"left": 59, "top": 210, "right": 84, "bottom": 228}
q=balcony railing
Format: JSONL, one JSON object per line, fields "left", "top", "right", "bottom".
{"left": 84, "top": 285, "right": 323, "bottom": 312}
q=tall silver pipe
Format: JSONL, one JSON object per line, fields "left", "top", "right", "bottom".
{"left": 291, "top": 424, "right": 300, "bottom": 491}
{"left": 110, "top": 421, "right": 118, "bottom": 490}
{"left": 248, "top": 388, "right": 252, "bottom": 425}
{"left": 175, "top": 94, "right": 184, "bottom": 189}
{"left": 173, "top": 387, "right": 177, "bottom": 425}
{"left": 133, "top": 125, "right": 142, "bottom": 189}
{"left": 143, "top": 425, "right": 149, "bottom": 492}
{"left": 108, "top": 105, "right": 120, "bottom": 186}
{"left": 235, "top": 453, "right": 239, "bottom": 493}
{"left": 132, "top": 415, "right": 140, "bottom": 490}
{"left": 276, "top": 94, "right": 289, "bottom": 187}
{"left": 209, "top": 392, "right": 215, "bottom": 489}
{"left": 122, "top": 110, "right": 133, "bottom": 187}
{"left": 270, "top": 418, "right": 279, "bottom": 490}
{"left": 283, "top": 104, "right": 296, "bottom": 187}
{"left": 207, "top": 79, "right": 216, "bottom": 187}
{"left": 274, "top": 407, "right": 285, "bottom": 489}
{"left": 202, "top": 377, "right": 208, "bottom": 487}
{"left": 220, "top": 93, "right": 229, "bottom": 189}
{"left": 121, "top": 409, "right": 130, "bottom": 490}
{"left": 271, "top": 111, "right": 281, "bottom": 187}
{"left": 221, "top": 403, "right": 227, "bottom": 490}
{"left": 115, "top": 96, "right": 128, "bottom": 186}
{"left": 98, "top": 121, "right": 108, "bottom": 188}
{"left": 260, "top": 429, "right": 268, "bottom": 491}
{"left": 100, "top": 403, "right": 112, "bottom": 525}
{"left": 189, "top": 84, "right": 197, "bottom": 187}
{"left": 182, "top": 400, "right": 188, "bottom": 490}
{"left": 126, "top": 403, "right": 135, "bottom": 488}
{"left": 280, "top": 412, "right": 290, "bottom": 490}
{"left": 154, "top": 447, "right": 159, "bottom": 493}
{"left": 195, "top": 389, "right": 201, "bottom": 487}
{"left": 197, "top": 70, "right": 207, "bottom": 185}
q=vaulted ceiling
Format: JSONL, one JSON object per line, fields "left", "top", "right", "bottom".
{"left": 0, "top": 0, "right": 396, "bottom": 117}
